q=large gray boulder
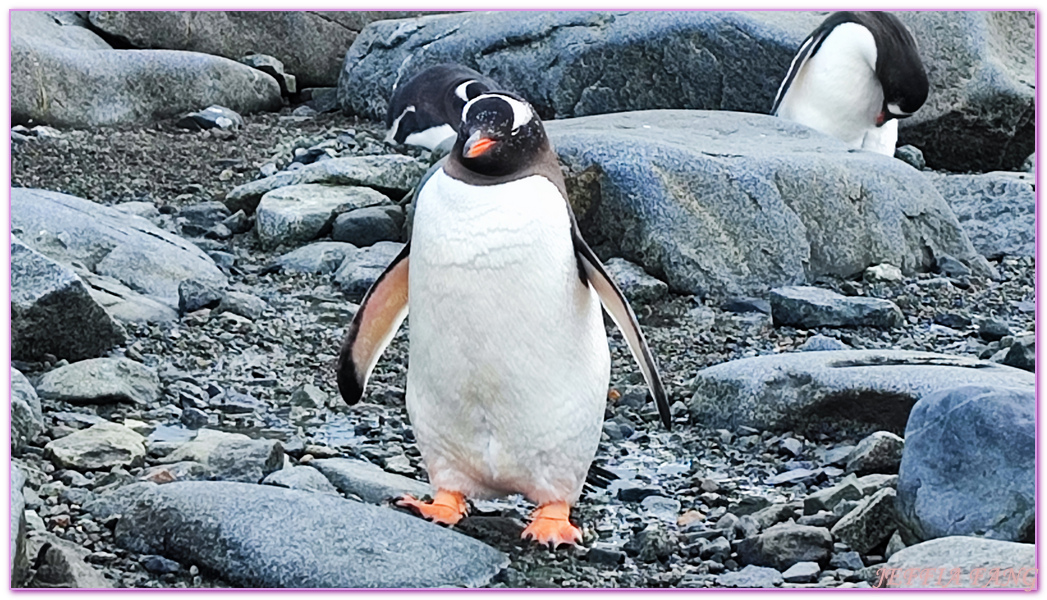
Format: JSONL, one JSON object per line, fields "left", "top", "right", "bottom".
{"left": 35, "top": 358, "right": 161, "bottom": 406}
{"left": 12, "top": 188, "right": 226, "bottom": 311}
{"left": 883, "top": 537, "right": 1035, "bottom": 589}
{"left": 254, "top": 184, "right": 392, "bottom": 250}
{"left": 11, "top": 11, "right": 110, "bottom": 51}
{"left": 11, "top": 370, "right": 43, "bottom": 453}
{"left": 688, "top": 350, "right": 1034, "bottom": 435}
{"left": 88, "top": 11, "right": 440, "bottom": 88}
{"left": 926, "top": 173, "right": 1034, "bottom": 259}
{"left": 339, "top": 11, "right": 822, "bottom": 120}
{"left": 895, "top": 12, "right": 1035, "bottom": 172}
{"left": 897, "top": 385, "right": 1034, "bottom": 543}
{"left": 12, "top": 34, "right": 281, "bottom": 128}
{"left": 11, "top": 237, "right": 126, "bottom": 362}
{"left": 546, "top": 111, "right": 990, "bottom": 297}
{"left": 11, "top": 466, "right": 28, "bottom": 587}
{"left": 114, "top": 481, "right": 508, "bottom": 588}
{"left": 341, "top": 11, "right": 1032, "bottom": 172}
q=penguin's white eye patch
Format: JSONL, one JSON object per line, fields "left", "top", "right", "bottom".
{"left": 887, "top": 102, "right": 909, "bottom": 116}
{"left": 454, "top": 80, "right": 476, "bottom": 102}
{"left": 462, "top": 93, "right": 534, "bottom": 131}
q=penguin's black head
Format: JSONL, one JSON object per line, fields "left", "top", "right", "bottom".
{"left": 453, "top": 92, "right": 548, "bottom": 178}
{"left": 863, "top": 12, "right": 929, "bottom": 121}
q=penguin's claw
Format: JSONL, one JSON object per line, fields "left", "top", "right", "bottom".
{"left": 521, "top": 502, "right": 582, "bottom": 548}
{"left": 396, "top": 490, "right": 467, "bottom": 526}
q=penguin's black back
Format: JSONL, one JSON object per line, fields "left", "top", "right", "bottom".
{"left": 385, "top": 64, "right": 502, "bottom": 143}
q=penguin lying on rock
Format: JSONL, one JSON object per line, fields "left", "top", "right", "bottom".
{"left": 772, "top": 11, "right": 928, "bottom": 156}
{"left": 339, "top": 91, "right": 670, "bottom": 547}
{"left": 385, "top": 63, "right": 502, "bottom": 151}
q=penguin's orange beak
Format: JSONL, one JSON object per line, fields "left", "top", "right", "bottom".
{"left": 464, "top": 136, "right": 497, "bottom": 158}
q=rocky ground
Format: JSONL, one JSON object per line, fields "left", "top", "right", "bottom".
{"left": 10, "top": 106, "right": 1036, "bottom": 589}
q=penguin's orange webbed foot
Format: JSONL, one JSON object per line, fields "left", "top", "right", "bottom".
{"left": 396, "top": 490, "right": 467, "bottom": 526}
{"left": 522, "top": 501, "right": 582, "bottom": 548}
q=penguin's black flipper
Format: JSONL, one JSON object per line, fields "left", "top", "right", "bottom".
{"left": 336, "top": 242, "right": 411, "bottom": 405}
{"left": 570, "top": 227, "right": 672, "bottom": 431}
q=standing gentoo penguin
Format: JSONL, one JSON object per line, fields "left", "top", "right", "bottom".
{"left": 385, "top": 64, "right": 501, "bottom": 151}
{"left": 771, "top": 11, "right": 928, "bottom": 155}
{"left": 339, "top": 92, "right": 670, "bottom": 547}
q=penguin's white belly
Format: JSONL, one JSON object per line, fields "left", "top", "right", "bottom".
{"left": 407, "top": 171, "right": 610, "bottom": 504}
{"left": 777, "top": 23, "right": 884, "bottom": 149}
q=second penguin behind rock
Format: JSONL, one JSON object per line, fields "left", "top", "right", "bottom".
{"left": 772, "top": 11, "right": 929, "bottom": 156}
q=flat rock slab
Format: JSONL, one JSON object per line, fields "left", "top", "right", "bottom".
{"left": 882, "top": 536, "right": 1035, "bottom": 589}
{"left": 897, "top": 385, "right": 1034, "bottom": 543}
{"left": 45, "top": 422, "right": 147, "bottom": 471}
{"left": 12, "top": 188, "right": 227, "bottom": 311}
{"left": 770, "top": 286, "right": 904, "bottom": 329}
{"left": 255, "top": 184, "right": 392, "bottom": 249}
{"left": 544, "top": 111, "right": 990, "bottom": 298}
{"left": 12, "top": 37, "right": 280, "bottom": 129}
{"left": 225, "top": 155, "right": 426, "bottom": 215}
{"left": 716, "top": 564, "right": 784, "bottom": 588}
{"left": 35, "top": 358, "right": 160, "bottom": 405}
{"left": 603, "top": 258, "right": 669, "bottom": 306}
{"left": 11, "top": 237, "right": 126, "bottom": 362}
{"left": 114, "top": 481, "right": 507, "bottom": 588}
{"left": 311, "top": 458, "right": 432, "bottom": 504}
{"left": 927, "top": 172, "right": 1035, "bottom": 260}
{"left": 688, "top": 350, "right": 1034, "bottom": 435}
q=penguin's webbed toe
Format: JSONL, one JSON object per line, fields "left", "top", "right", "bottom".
{"left": 396, "top": 490, "right": 467, "bottom": 526}
{"left": 521, "top": 501, "right": 583, "bottom": 548}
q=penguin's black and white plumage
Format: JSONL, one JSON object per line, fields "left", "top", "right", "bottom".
{"left": 772, "top": 11, "right": 928, "bottom": 155}
{"left": 339, "top": 92, "right": 669, "bottom": 547}
{"left": 385, "top": 64, "right": 501, "bottom": 151}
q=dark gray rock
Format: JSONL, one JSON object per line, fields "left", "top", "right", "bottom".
{"left": 934, "top": 255, "right": 971, "bottom": 279}
{"left": 770, "top": 286, "right": 904, "bottom": 330}
{"left": 303, "top": 87, "right": 339, "bottom": 113}
{"left": 736, "top": 523, "right": 832, "bottom": 571}
{"left": 897, "top": 385, "right": 1034, "bottom": 543}
{"left": 831, "top": 488, "right": 898, "bottom": 554}
{"left": 333, "top": 242, "right": 406, "bottom": 302}
{"left": 44, "top": 421, "right": 147, "bottom": 470}
{"left": 139, "top": 461, "right": 212, "bottom": 484}
{"left": 603, "top": 258, "right": 669, "bottom": 306}
{"left": 546, "top": 111, "right": 991, "bottom": 297}
{"left": 240, "top": 54, "right": 295, "bottom": 95}
{"left": 625, "top": 523, "right": 677, "bottom": 563}
{"left": 340, "top": 11, "right": 824, "bottom": 121}
{"left": 331, "top": 206, "right": 403, "bottom": 247}
{"left": 79, "top": 269, "right": 179, "bottom": 324}
{"left": 830, "top": 551, "right": 865, "bottom": 571}
{"left": 225, "top": 155, "right": 424, "bottom": 215}
{"left": 587, "top": 543, "right": 626, "bottom": 565}
{"left": 208, "top": 438, "right": 283, "bottom": 484}
{"left": 895, "top": 12, "right": 1034, "bottom": 172}
{"left": 716, "top": 564, "right": 784, "bottom": 588}
{"left": 799, "top": 335, "right": 849, "bottom": 352}
{"left": 804, "top": 477, "right": 862, "bottom": 515}
{"left": 140, "top": 554, "right": 181, "bottom": 574}
{"left": 723, "top": 297, "right": 771, "bottom": 315}
{"left": 180, "top": 201, "right": 231, "bottom": 227}
{"left": 845, "top": 431, "right": 904, "bottom": 476}
{"left": 209, "top": 391, "right": 266, "bottom": 415}
{"left": 311, "top": 458, "right": 431, "bottom": 504}
{"left": 11, "top": 466, "right": 28, "bottom": 587}
{"left": 12, "top": 32, "right": 280, "bottom": 128}
{"left": 1001, "top": 334, "right": 1033, "bottom": 372}
{"left": 883, "top": 537, "right": 1035, "bottom": 589}
{"left": 114, "top": 481, "right": 507, "bottom": 587}
{"left": 978, "top": 317, "right": 1011, "bottom": 341}
{"left": 221, "top": 210, "right": 252, "bottom": 235}
{"left": 255, "top": 184, "right": 392, "bottom": 249}
{"left": 35, "top": 358, "right": 160, "bottom": 405}
{"left": 176, "top": 105, "right": 243, "bottom": 131}
{"left": 289, "top": 384, "right": 327, "bottom": 409}
{"left": 688, "top": 350, "right": 1033, "bottom": 434}
{"left": 894, "top": 145, "right": 925, "bottom": 170}
{"left": 11, "top": 369, "right": 43, "bottom": 453}
{"left": 179, "top": 407, "right": 209, "bottom": 430}
{"left": 87, "top": 11, "right": 435, "bottom": 87}
{"left": 272, "top": 242, "right": 360, "bottom": 275}
{"left": 12, "top": 188, "right": 227, "bottom": 311}
{"left": 11, "top": 237, "right": 126, "bottom": 362}
{"left": 262, "top": 466, "right": 339, "bottom": 495}
{"left": 927, "top": 173, "right": 1034, "bottom": 259}
{"left": 29, "top": 533, "right": 112, "bottom": 588}
{"left": 178, "top": 278, "right": 224, "bottom": 314}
